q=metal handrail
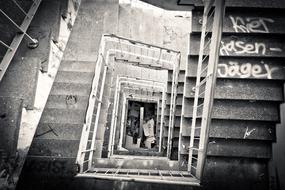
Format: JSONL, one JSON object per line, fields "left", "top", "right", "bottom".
{"left": 188, "top": 0, "right": 225, "bottom": 180}
{"left": 76, "top": 34, "right": 180, "bottom": 173}
{"left": 0, "top": 0, "right": 41, "bottom": 81}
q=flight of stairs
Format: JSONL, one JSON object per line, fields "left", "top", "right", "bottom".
{"left": 177, "top": 6, "right": 285, "bottom": 188}
{"left": 27, "top": 60, "right": 96, "bottom": 168}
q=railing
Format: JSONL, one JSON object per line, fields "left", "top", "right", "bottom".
{"left": 76, "top": 34, "right": 180, "bottom": 173}
{"left": 76, "top": 38, "right": 106, "bottom": 172}
{"left": 107, "top": 76, "right": 167, "bottom": 157}
{"left": 0, "top": 0, "right": 41, "bottom": 81}
{"left": 188, "top": 0, "right": 225, "bottom": 179}
{"left": 116, "top": 83, "right": 163, "bottom": 151}
{"left": 166, "top": 54, "right": 181, "bottom": 158}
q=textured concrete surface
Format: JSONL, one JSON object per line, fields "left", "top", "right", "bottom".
{"left": 185, "top": 78, "right": 284, "bottom": 101}
{"left": 118, "top": 2, "right": 191, "bottom": 70}
{"left": 0, "top": 97, "right": 23, "bottom": 156}
{"left": 63, "top": 0, "right": 119, "bottom": 62}
{"left": 0, "top": 57, "right": 40, "bottom": 109}
{"left": 10, "top": 1, "right": 285, "bottom": 190}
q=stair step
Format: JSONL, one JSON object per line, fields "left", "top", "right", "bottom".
{"left": 24, "top": 156, "right": 77, "bottom": 177}
{"left": 54, "top": 71, "right": 94, "bottom": 84}
{"left": 29, "top": 139, "right": 80, "bottom": 157}
{"left": 46, "top": 94, "right": 89, "bottom": 110}
{"left": 59, "top": 60, "right": 96, "bottom": 72}
{"left": 40, "top": 108, "right": 86, "bottom": 124}
{"left": 50, "top": 82, "right": 91, "bottom": 96}
{"left": 280, "top": 103, "right": 285, "bottom": 123}
{"left": 93, "top": 158, "right": 180, "bottom": 170}
{"left": 35, "top": 123, "right": 83, "bottom": 140}
{"left": 113, "top": 149, "right": 164, "bottom": 157}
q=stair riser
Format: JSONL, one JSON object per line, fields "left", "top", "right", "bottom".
{"left": 35, "top": 123, "right": 83, "bottom": 141}
{"left": 29, "top": 139, "right": 80, "bottom": 157}
{"left": 40, "top": 109, "right": 86, "bottom": 124}
{"left": 50, "top": 83, "right": 91, "bottom": 96}
{"left": 46, "top": 95, "right": 89, "bottom": 110}
{"left": 59, "top": 60, "right": 96, "bottom": 72}
{"left": 55, "top": 71, "right": 94, "bottom": 84}
{"left": 94, "top": 159, "right": 180, "bottom": 170}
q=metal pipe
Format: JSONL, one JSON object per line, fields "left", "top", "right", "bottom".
{"left": 12, "top": 0, "right": 28, "bottom": 16}
{"left": 0, "top": 8, "right": 37, "bottom": 43}
{"left": 0, "top": 40, "right": 13, "bottom": 51}
{"left": 104, "top": 34, "right": 180, "bottom": 54}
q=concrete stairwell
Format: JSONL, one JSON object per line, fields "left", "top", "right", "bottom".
{"left": 19, "top": 0, "right": 119, "bottom": 179}
{"left": 26, "top": 59, "right": 96, "bottom": 174}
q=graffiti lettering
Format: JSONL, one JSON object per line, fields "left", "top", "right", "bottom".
{"left": 220, "top": 40, "right": 266, "bottom": 56}
{"left": 229, "top": 16, "right": 274, "bottom": 33}
{"left": 217, "top": 61, "right": 278, "bottom": 79}
{"left": 243, "top": 127, "right": 256, "bottom": 139}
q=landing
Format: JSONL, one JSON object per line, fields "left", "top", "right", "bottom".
{"left": 77, "top": 168, "right": 200, "bottom": 186}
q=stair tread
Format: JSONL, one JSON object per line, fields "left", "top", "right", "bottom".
{"left": 93, "top": 157, "right": 180, "bottom": 170}
{"left": 40, "top": 108, "right": 86, "bottom": 124}
{"left": 59, "top": 60, "right": 96, "bottom": 72}
{"left": 35, "top": 123, "right": 83, "bottom": 140}
{"left": 29, "top": 138, "right": 80, "bottom": 157}
{"left": 50, "top": 82, "right": 91, "bottom": 96}
{"left": 46, "top": 94, "right": 89, "bottom": 110}
{"left": 54, "top": 70, "right": 93, "bottom": 84}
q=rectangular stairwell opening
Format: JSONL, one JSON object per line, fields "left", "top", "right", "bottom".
{"left": 74, "top": 34, "right": 196, "bottom": 185}
{"left": 117, "top": 99, "right": 159, "bottom": 156}
{"left": 75, "top": 0, "right": 225, "bottom": 183}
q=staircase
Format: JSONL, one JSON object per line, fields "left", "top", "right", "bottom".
{"left": 14, "top": 0, "right": 285, "bottom": 189}
{"left": 179, "top": 0, "right": 285, "bottom": 188}
{"left": 27, "top": 60, "right": 96, "bottom": 169}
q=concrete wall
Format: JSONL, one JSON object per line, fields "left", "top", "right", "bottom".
{"left": 117, "top": 1, "right": 191, "bottom": 70}
{"left": 63, "top": 0, "right": 119, "bottom": 62}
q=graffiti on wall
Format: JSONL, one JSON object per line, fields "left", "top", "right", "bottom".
{"left": 220, "top": 41, "right": 266, "bottom": 56}
{"left": 229, "top": 16, "right": 274, "bottom": 33}
{"left": 217, "top": 61, "right": 278, "bottom": 79}
{"left": 220, "top": 40, "right": 282, "bottom": 56}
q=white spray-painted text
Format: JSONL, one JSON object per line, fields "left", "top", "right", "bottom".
{"left": 229, "top": 16, "right": 274, "bottom": 33}
{"left": 217, "top": 61, "right": 278, "bottom": 79}
{"left": 220, "top": 41, "right": 266, "bottom": 56}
